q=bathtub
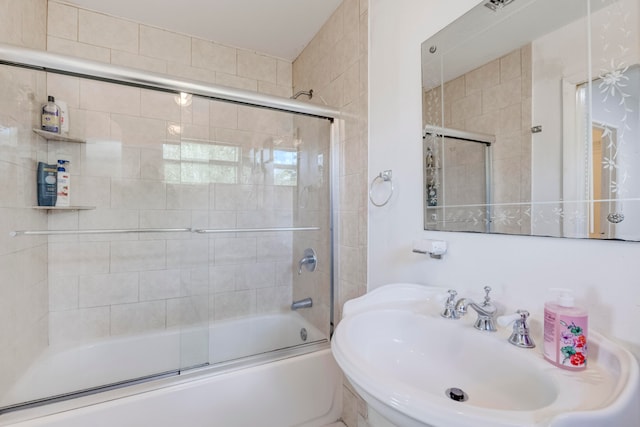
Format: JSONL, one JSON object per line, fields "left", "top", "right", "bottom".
{"left": 0, "top": 312, "right": 342, "bottom": 427}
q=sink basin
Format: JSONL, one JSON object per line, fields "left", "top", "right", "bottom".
{"left": 331, "top": 283, "right": 640, "bottom": 427}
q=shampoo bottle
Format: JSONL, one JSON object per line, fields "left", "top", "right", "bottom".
{"left": 37, "top": 162, "right": 57, "bottom": 206}
{"left": 56, "top": 159, "right": 70, "bottom": 207}
{"left": 543, "top": 289, "right": 588, "bottom": 370}
{"left": 41, "top": 96, "right": 60, "bottom": 133}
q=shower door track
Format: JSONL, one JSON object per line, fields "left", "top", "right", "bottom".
{"left": 0, "top": 43, "right": 341, "bottom": 120}
{"left": 0, "top": 340, "right": 329, "bottom": 416}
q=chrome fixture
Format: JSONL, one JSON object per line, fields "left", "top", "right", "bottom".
{"left": 454, "top": 286, "right": 498, "bottom": 331}
{"left": 440, "top": 290, "right": 460, "bottom": 319}
{"left": 298, "top": 248, "right": 317, "bottom": 275}
{"left": 484, "top": 0, "right": 515, "bottom": 12}
{"left": 498, "top": 310, "right": 536, "bottom": 348}
{"left": 291, "top": 297, "right": 313, "bottom": 310}
{"left": 291, "top": 89, "right": 313, "bottom": 100}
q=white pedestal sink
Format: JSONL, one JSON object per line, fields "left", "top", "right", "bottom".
{"left": 331, "top": 283, "right": 640, "bottom": 427}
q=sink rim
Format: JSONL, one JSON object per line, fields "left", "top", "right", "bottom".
{"left": 331, "top": 283, "right": 640, "bottom": 427}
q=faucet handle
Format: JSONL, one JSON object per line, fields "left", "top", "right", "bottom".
{"left": 497, "top": 310, "right": 535, "bottom": 348}
{"left": 482, "top": 286, "right": 492, "bottom": 305}
{"left": 440, "top": 289, "right": 459, "bottom": 319}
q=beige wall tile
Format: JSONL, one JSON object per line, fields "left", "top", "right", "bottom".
{"left": 79, "top": 272, "right": 139, "bottom": 307}
{"left": 166, "top": 61, "right": 217, "bottom": 85}
{"left": 139, "top": 269, "right": 181, "bottom": 301}
{"left": 0, "top": 0, "right": 47, "bottom": 49}
{"left": 80, "top": 80, "right": 140, "bottom": 115}
{"left": 47, "top": 36, "right": 110, "bottom": 63}
{"left": 78, "top": 9, "right": 138, "bottom": 53}
{"left": 214, "top": 237, "right": 257, "bottom": 264}
{"left": 110, "top": 240, "right": 167, "bottom": 272}
{"left": 192, "top": 38, "right": 237, "bottom": 75}
{"left": 215, "top": 72, "right": 258, "bottom": 92}
{"left": 209, "top": 101, "right": 238, "bottom": 129}
{"left": 49, "top": 275, "right": 79, "bottom": 311}
{"left": 110, "top": 178, "right": 166, "bottom": 209}
{"left": 237, "top": 50, "right": 277, "bottom": 84}
{"left": 500, "top": 49, "right": 522, "bottom": 82}
{"left": 111, "top": 50, "right": 168, "bottom": 74}
{"left": 49, "top": 306, "right": 110, "bottom": 343}
{"left": 48, "top": 241, "right": 110, "bottom": 276}
{"left": 214, "top": 290, "right": 256, "bottom": 320}
{"left": 256, "top": 286, "right": 290, "bottom": 312}
{"left": 140, "top": 25, "right": 191, "bottom": 64}
{"left": 258, "top": 81, "right": 292, "bottom": 98}
{"left": 110, "top": 301, "right": 167, "bottom": 335}
{"left": 141, "top": 90, "right": 182, "bottom": 122}
{"left": 48, "top": 1, "right": 78, "bottom": 41}
{"left": 277, "top": 60, "right": 293, "bottom": 87}
{"left": 465, "top": 59, "right": 500, "bottom": 95}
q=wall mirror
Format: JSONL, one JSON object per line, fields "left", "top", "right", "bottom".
{"left": 421, "top": 0, "right": 640, "bottom": 241}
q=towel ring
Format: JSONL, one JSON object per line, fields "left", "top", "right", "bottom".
{"left": 369, "top": 170, "right": 394, "bottom": 207}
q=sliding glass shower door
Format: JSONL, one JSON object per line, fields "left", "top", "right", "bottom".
{"left": 0, "top": 61, "right": 333, "bottom": 413}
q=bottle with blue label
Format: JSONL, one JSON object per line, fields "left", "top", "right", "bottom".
{"left": 41, "top": 96, "right": 60, "bottom": 133}
{"left": 37, "top": 162, "right": 57, "bottom": 206}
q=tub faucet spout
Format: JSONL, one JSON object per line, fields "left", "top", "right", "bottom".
{"left": 291, "top": 297, "right": 313, "bottom": 310}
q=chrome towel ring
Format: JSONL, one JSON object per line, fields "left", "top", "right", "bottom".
{"left": 369, "top": 170, "right": 394, "bottom": 207}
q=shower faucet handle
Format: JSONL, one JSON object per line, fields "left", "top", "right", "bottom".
{"left": 298, "top": 248, "right": 317, "bottom": 275}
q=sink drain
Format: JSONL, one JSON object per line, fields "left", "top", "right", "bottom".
{"left": 445, "top": 387, "right": 468, "bottom": 402}
{"left": 300, "top": 327, "right": 308, "bottom": 341}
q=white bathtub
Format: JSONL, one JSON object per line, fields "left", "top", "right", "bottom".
{"left": 0, "top": 313, "right": 342, "bottom": 427}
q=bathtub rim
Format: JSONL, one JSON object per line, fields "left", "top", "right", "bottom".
{"left": 0, "top": 340, "right": 330, "bottom": 426}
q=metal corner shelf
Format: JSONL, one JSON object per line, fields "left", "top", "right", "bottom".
{"left": 32, "top": 129, "right": 85, "bottom": 143}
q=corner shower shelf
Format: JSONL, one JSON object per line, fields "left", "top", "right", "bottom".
{"left": 32, "top": 129, "right": 85, "bottom": 143}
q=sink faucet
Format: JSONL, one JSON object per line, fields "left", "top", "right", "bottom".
{"left": 454, "top": 286, "right": 498, "bottom": 332}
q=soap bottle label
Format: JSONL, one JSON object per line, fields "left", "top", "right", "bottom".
{"left": 557, "top": 315, "right": 587, "bottom": 369}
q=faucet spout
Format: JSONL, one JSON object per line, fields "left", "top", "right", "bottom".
{"left": 291, "top": 297, "right": 313, "bottom": 310}
{"left": 454, "top": 286, "right": 498, "bottom": 332}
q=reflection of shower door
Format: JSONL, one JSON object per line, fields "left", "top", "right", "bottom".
{"left": 424, "top": 132, "right": 492, "bottom": 233}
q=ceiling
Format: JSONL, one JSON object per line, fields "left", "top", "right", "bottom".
{"left": 61, "top": 0, "right": 343, "bottom": 61}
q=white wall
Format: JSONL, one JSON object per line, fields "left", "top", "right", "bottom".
{"left": 368, "top": 0, "right": 640, "bottom": 361}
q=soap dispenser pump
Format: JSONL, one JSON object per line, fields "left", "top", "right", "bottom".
{"left": 543, "top": 288, "right": 588, "bottom": 370}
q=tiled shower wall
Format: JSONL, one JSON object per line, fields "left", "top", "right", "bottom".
{"left": 292, "top": 0, "right": 369, "bottom": 426}
{"left": 423, "top": 46, "right": 533, "bottom": 235}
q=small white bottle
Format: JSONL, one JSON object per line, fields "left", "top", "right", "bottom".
{"left": 41, "top": 96, "right": 60, "bottom": 133}
{"left": 543, "top": 289, "right": 588, "bottom": 371}
{"left": 57, "top": 100, "right": 69, "bottom": 135}
{"left": 55, "top": 159, "right": 71, "bottom": 207}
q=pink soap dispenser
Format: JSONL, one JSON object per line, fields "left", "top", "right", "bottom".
{"left": 543, "top": 289, "right": 588, "bottom": 370}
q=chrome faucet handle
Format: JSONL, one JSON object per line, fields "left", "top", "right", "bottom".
{"left": 497, "top": 310, "right": 536, "bottom": 348}
{"left": 482, "top": 286, "right": 492, "bottom": 305}
{"left": 440, "top": 289, "right": 460, "bottom": 319}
